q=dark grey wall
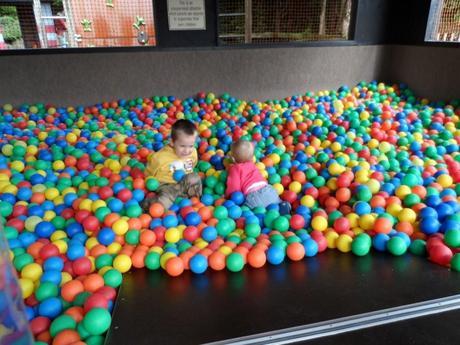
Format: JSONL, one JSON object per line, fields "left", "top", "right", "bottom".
{"left": 384, "top": 45, "right": 460, "bottom": 102}
{"left": 0, "top": 45, "right": 385, "bottom": 107}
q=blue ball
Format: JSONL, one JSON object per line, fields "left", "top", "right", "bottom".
{"left": 173, "top": 170, "right": 186, "bottom": 182}
{"left": 303, "top": 238, "right": 319, "bottom": 257}
{"left": 17, "top": 187, "right": 32, "bottom": 201}
{"left": 35, "top": 221, "right": 55, "bottom": 238}
{"left": 201, "top": 226, "right": 217, "bottom": 242}
{"left": 97, "top": 227, "right": 115, "bottom": 246}
{"left": 65, "top": 222, "right": 83, "bottom": 237}
{"left": 372, "top": 233, "right": 390, "bottom": 252}
{"left": 230, "top": 191, "right": 245, "bottom": 205}
{"left": 38, "top": 297, "right": 62, "bottom": 319}
{"left": 185, "top": 212, "right": 201, "bottom": 226}
{"left": 266, "top": 246, "right": 285, "bottom": 265}
{"left": 420, "top": 216, "right": 441, "bottom": 235}
{"left": 190, "top": 254, "right": 208, "bottom": 274}
{"left": 43, "top": 257, "right": 64, "bottom": 271}
{"left": 354, "top": 201, "right": 371, "bottom": 215}
{"left": 40, "top": 270, "right": 62, "bottom": 285}
{"left": 67, "top": 244, "right": 86, "bottom": 261}
{"left": 201, "top": 194, "right": 214, "bottom": 206}
{"left": 163, "top": 214, "right": 179, "bottom": 228}
{"left": 420, "top": 207, "right": 437, "bottom": 218}
{"left": 228, "top": 205, "right": 242, "bottom": 219}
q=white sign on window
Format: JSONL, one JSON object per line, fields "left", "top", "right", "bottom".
{"left": 167, "top": 0, "right": 206, "bottom": 31}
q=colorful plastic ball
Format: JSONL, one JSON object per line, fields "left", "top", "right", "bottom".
{"left": 165, "top": 257, "right": 184, "bottom": 276}
{"left": 226, "top": 253, "right": 244, "bottom": 272}
{"left": 113, "top": 254, "right": 132, "bottom": 273}
{"left": 145, "top": 252, "right": 161, "bottom": 270}
{"left": 67, "top": 244, "right": 86, "bottom": 261}
{"left": 230, "top": 191, "right": 245, "bottom": 205}
{"left": 386, "top": 236, "right": 407, "bottom": 256}
{"left": 409, "top": 239, "right": 427, "bottom": 256}
{"left": 419, "top": 217, "right": 441, "bottom": 235}
{"left": 444, "top": 229, "right": 460, "bottom": 248}
{"left": 21, "top": 263, "right": 43, "bottom": 281}
{"left": 173, "top": 169, "right": 186, "bottom": 182}
{"left": 336, "top": 234, "right": 353, "bottom": 253}
{"left": 82, "top": 308, "right": 111, "bottom": 336}
{"left": 189, "top": 254, "right": 208, "bottom": 274}
{"left": 245, "top": 223, "right": 261, "bottom": 238}
{"left": 38, "top": 297, "right": 62, "bottom": 318}
{"left": 286, "top": 242, "right": 305, "bottom": 261}
{"left": 429, "top": 244, "right": 453, "bottom": 266}
{"left": 311, "top": 216, "right": 328, "bottom": 232}
{"left": 351, "top": 234, "right": 371, "bottom": 256}
{"left": 303, "top": 238, "right": 319, "bottom": 257}
{"left": 97, "top": 227, "right": 116, "bottom": 246}
{"left": 247, "top": 249, "right": 266, "bottom": 268}
{"left": 35, "top": 221, "right": 56, "bottom": 238}
{"left": 266, "top": 245, "right": 285, "bottom": 265}
{"left": 451, "top": 254, "right": 460, "bottom": 272}
{"left": 35, "top": 281, "right": 59, "bottom": 302}
{"left": 185, "top": 212, "right": 201, "bottom": 226}
{"left": 201, "top": 226, "right": 217, "bottom": 242}
{"left": 103, "top": 269, "right": 123, "bottom": 288}
{"left": 50, "top": 314, "right": 77, "bottom": 338}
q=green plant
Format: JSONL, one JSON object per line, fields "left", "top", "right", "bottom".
{"left": 0, "top": 16, "right": 22, "bottom": 42}
{"left": 0, "top": 6, "right": 17, "bottom": 18}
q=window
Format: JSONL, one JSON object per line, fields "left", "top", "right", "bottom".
{"left": 0, "top": 0, "right": 156, "bottom": 50}
{"left": 426, "top": 0, "right": 460, "bottom": 42}
{"left": 218, "top": 0, "right": 353, "bottom": 45}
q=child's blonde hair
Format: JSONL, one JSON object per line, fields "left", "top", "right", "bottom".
{"left": 231, "top": 139, "right": 254, "bottom": 163}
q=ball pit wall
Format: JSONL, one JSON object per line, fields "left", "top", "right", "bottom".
{"left": 0, "top": 45, "right": 384, "bottom": 107}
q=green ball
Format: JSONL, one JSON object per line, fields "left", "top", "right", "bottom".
{"left": 226, "top": 253, "right": 244, "bottom": 272}
{"left": 103, "top": 269, "right": 123, "bottom": 288}
{"left": 145, "top": 252, "right": 161, "bottom": 270}
{"left": 85, "top": 335, "right": 105, "bottom": 345}
{"left": 51, "top": 216, "right": 66, "bottom": 230}
{"left": 77, "top": 321, "right": 91, "bottom": 339}
{"left": 35, "top": 282, "right": 59, "bottom": 302}
{"left": 444, "top": 229, "right": 460, "bottom": 248}
{"left": 50, "top": 315, "right": 77, "bottom": 337}
{"left": 272, "top": 216, "right": 289, "bottom": 232}
{"left": 403, "top": 193, "right": 421, "bottom": 207}
{"left": 13, "top": 253, "right": 34, "bottom": 271}
{"left": 205, "top": 175, "right": 218, "bottom": 188}
{"left": 73, "top": 291, "right": 91, "bottom": 307}
{"left": 216, "top": 218, "right": 235, "bottom": 237}
{"left": 451, "top": 253, "right": 460, "bottom": 272}
{"left": 125, "top": 230, "right": 140, "bottom": 245}
{"left": 83, "top": 308, "right": 111, "bottom": 336}
{"left": 409, "top": 239, "right": 427, "bottom": 256}
{"left": 146, "top": 178, "right": 160, "bottom": 191}
{"left": 95, "top": 207, "right": 111, "bottom": 222}
{"left": 0, "top": 201, "right": 13, "bottom": 217}
{"left": 213, "top": 205, "right": 228, "bottom": 220}
{"left": 387, "top": 237, "right": 407, "bottom": 256}
{"left": 264, "top": 210, "right": 280, "bottom": 228}
{"left": 245, "top": 223, "right": 261, "bottom": 238}
{"left": 125, "top": 204, "right": 142, "bottom": 218}
{"left": 95, "top": 254, "right": 113, "bottom": 269}
{"left": 351, "top": 236, "right": 371, "bottom": 256}
{"left": 357, "top": 186, "right": 372, "bottom": 202}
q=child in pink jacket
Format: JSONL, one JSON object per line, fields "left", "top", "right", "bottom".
{"left": 226, "top": 139, "right": 291, "bottom": 214}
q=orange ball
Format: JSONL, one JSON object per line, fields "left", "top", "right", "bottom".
{"left": 140, "top": 229, "right": 156, "bottom": 246}
{"left": 165, "top": 257, "right": 184, "bottom": 277}
{"left": 374, "top": 217, "right": 392, "bottom": 234}
{"left": 208, "top": 251, "right": 226, "bottom": 271}
{"left": 131, "top": 251, "right": 146, "bottom": 268}
{"left": 247, "top": 248, "right": 266, "bottom": 268}
{"left": 83, "top": 274, "right": 105, "bottom": 293}
{"left": 149, "top": 202, "right": 165, "bottom": 218}
{"left": 64, "top": 306, "right": 84, "bottom": 323}
{"left": 127, "top": 217, "right": 142, "bottom": 230}
{"left": 52, "top": 329, "right": 80, "bottom": 345}
{"left": 286, "top": 242, "right": 305, "bottom": 261}
{"left": 336, "top": 188, "right": 351, "bottom": 203}
{"left": 61, "top": 280, "right": 84, "bottom": 302}
{"left": 395, "top": 221, "right": 414, "bottom": 236}
{"left": 292, "top": 171, "right": 306, "bottom": 184}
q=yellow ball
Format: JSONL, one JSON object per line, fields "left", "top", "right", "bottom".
{"left": 300, "top": 195, "right": 315, "bottom": 208}
{"left": 312, "top": 216, "right": 328, "bottom": 232}
{"left": 273, "top": 183, "right": 284, "bottom": 195}
{"left": 21, "top": 263, "right": 43, "bottom": 281}
{"left": 1, "top": 144, "right": 13, "bottom": 156}
{"left": 336, "top": 234, "right": 353, "bottom": 253}
{"left": 398, "top": 208, "right": 417, "bottom": 223}
{"left": 85, "top": 237, "right": 99, "bottom": 250}
{"left": 219, "top": 246, "right": 232, "bottom": 255}
{"left": 366, "top": 179, "right": 380, "bottom": 194}
{"left": 195, "top": 240, "right": 208, "bottom": 249}
{"left": 325, "top": 231, "right": 339, "bottom": 249}
{"left": 43, "top": 210, "right": 56, "bottom": 221}
{"left": 53, "top": 240, "right": 68, "bottom": 254}
{"left": 25, "top": 216, "right": 42, "bottom": 231}
{"left": 328, "top": 162, "right": 345, "bottom": 175}
{"left": 107, "top": 243, "right": 122, "bottom": 255}
{"left": 358, "top": 214, "right": 375, "bottom": 231}
{"left": 52, "top": 160, "right": 65, "bottom": 170}
{"left": 165, "top": 227, "right": 181, "bottom": 243}
{"left": 50, "top": 230, "right": 67, "bottom": 241}
{"left": 396, "top": 185, "right": 411, "bottom": 198}
{"left": 79, "top": 199, "right": 92, "bottom": 211}
{"left": 149, "top": 246, "right": 164, "bottom": 255}
{"left": 288, "top": 181, "right": 302, "bottom": 193}
{"left": 112, "top": 219, "right": 129, "bottom": 236}
{"left": 45, "top": 188, "right": 59, "bottom": 200}
{"left": 66, "top": 133, "right": 78, "bottom": 143}
{"left": 19, "top": 278, "right": 34, "bottom": 299}
{"left": 61, "top": 272, "right": 73, "bottom": 286}
{"left": 11, "top": 160, "right": 25, "bottom": 172}
{"left": 113, "top": 254, "right": 132, "bottom": 273}
{"left": 437, "top": 174, "right": 453, "bottom": 188}
{"left": 160, "top": 252, "right": 177, "bottom": 269}
{"left": 387, "top": 203, "right": 403, "bottom": 217}
{"left": 346, "top": 213, "right": 360, "bottom": 228}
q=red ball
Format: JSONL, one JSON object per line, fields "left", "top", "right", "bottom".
{"left": 334, "top": 217, "right": 350, "bottom": 234}
{"left": 314, "top": 235, "right": 328, "bottom": 253}
{"left": 39, "top": 243, "right": 60, "bottom": 260}
{"left": 75, "top": 210, "right": 91, "bottom": 223}
{"left": 281, "top": 190, "right": 297, "bottom": 203}
{"left": 98, "top": 186, "right": 114, "bottom": 199}
{"left": 95, "top": 286, "right": 117, "bottom": 301}
{"left": 290, "top": 214, "right": 305, "bottom": 230}
{"left": 30, "top": 316, "right": 50, "bottom": 336}
{"left": 183, "top": 226, "right": 200, "bottom": 242}
{"left": 429, "top": 244, "right": 453, "bottom": 266}
{"left": 72, "top": 257, "right": 92, "bottom": 276}
{"left": 82, "top": 216, "right": 100, "bottom": 233}
{"left": 83, "top": 293, "right": 109, "bottom": 313}
{"left": 117, "top": 188, "right": 133, "bottom": 202}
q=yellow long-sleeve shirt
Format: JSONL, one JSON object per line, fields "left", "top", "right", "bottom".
{"left": 145, "top": 145, "right": 198, "bottom": 184}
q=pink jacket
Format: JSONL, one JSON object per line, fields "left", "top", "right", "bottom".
{"left": 225, "top": 162, "right": 267, "bottom": 197}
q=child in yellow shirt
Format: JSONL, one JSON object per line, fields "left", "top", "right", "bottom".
{"left": 142, "top": 119, "right": 202, "bottom": 211}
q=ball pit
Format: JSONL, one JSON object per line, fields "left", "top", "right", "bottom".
{"left": 1, "top": 81, "right": 460, "bottom": 344}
